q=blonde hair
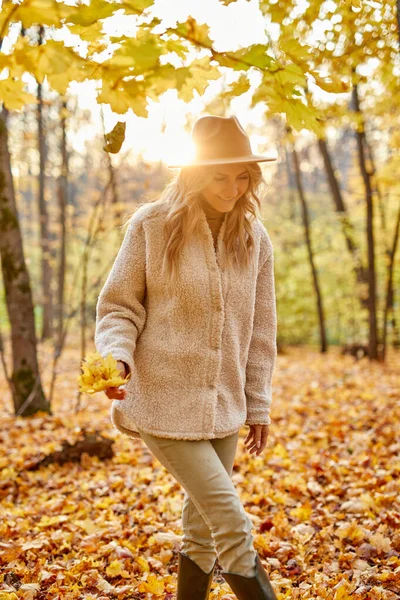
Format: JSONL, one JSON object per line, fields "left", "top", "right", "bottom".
{"left": 125, "top": 162, "right": 265, "bottom": 284}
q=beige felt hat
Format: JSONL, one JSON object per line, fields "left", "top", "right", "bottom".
{"left": 167, "top": 115, "right": 277, "bottom": 168}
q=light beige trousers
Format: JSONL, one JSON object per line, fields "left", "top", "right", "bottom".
{"left": 137, "top": 426, "right": 257, "bottom": 577}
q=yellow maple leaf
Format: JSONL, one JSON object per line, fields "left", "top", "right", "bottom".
{"left": 290, "top": 504, "right": 313, "bottom": 521}
{"left": 75, "top": 518, "right": 102, "bottom": 534}
{"left": 106, "top": 559, "right": 124, "bottom": 577}
{"left": 336, "top": 521, "right": 365, "bottom": 543}
{"left": 98, "top": 79, "right": 149, "bottom": 116}
{"left": 68, "top": 21, "right": 104, "bottom": 42}
{"left": 313, "top": 72, "right": 350, "bottom": 94}
{"left": 273, "top": 443, "right": 289, "bottom": 459}
{"left": 0, "top": 78, "right": 36, "bottom": 111}
{"left": 370, "top": 532, "right": 392, "bottom": 554}
{"left": 37, "top": 515, "right": 69, "bottom": 527}
{"left": 17, "top": 0, "right": 74, "bottom": 28}
{"left": 334, "top": 583, "right": 353, "bottom": 600}
{"left": 77, "top": 351, "right": 130, "bottom": 394}
{"left": 138, "top": 573, "right": 165, "bottom": 595}
{"left": 136, "top": 555, "right": 150, "bottom": 572}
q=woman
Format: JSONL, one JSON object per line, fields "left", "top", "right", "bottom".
{"left": 95, "top": 115, "right": 278, "bottom": 600}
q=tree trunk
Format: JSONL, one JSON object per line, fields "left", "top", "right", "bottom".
{"left": 381, "top": 201, "right": 400, "bottom": 359}
{"left": 284, "top": 144, "right": 296, "bottom": 222}
{"left": 37, "top": 25, "right": 53, "bottom": 340}
{"left": 290, "top": 131, "right": 328, "bottom": 353}
{"left": 55, "top": 98, "right": 68, "bottom": 351}
{"left": 364, "top": 135, "right": 386, "bottom": 233}
{"left": 0, "top": 108, "right": 49, "bottom": 416}
{"left": 387, "top": 0, "right": 400, "bottom": 347}
{"left": 351, "top": 81, "right": 379, "bottom": 360}
{"left": 107, "top": 152, "right": 121, "bottom": 224}
{"left": 317, "top": 137, "right": 368, "bottom": 303}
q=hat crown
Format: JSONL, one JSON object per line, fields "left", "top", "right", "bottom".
{"left": 166, "top": 114, "right": 277, "bottom": 168}
{"left": 191, "top": 115, "right": 253, "bottom": 163}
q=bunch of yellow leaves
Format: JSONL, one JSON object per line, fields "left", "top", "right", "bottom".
{"left": 77, "top": 351, "right": 131, "bottom": 394}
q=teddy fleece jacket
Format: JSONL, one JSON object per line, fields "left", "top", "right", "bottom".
{"left": 94, "top": 199, "right": 277, "bottom": 440}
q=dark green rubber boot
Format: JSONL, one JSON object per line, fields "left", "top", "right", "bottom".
{"left": 221, "top": 554, "right": 278, "bottom": 600}
{"left": 176, "top": 551, "right": 216, "bottom": 600}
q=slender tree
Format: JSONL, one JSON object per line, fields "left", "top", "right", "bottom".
{"left": 351, "top": 80, "right": 379, "bottom": 360}
{"left": 0, "top": 107, "right": 49, "bottom": 416}
{"left": 55, "top": 98, "right": 68, "bottom": 352}
{"left": 37, "top": 25, "right": 53, "bottom": 340}
{"left": 382, "top": 202, "right": 400, "bottom": 359}
{"left": 290, "top": 127, "right": 327, "bottom": 353}
{"left": 317, "top": 136, "right": 368, "bottom": 294}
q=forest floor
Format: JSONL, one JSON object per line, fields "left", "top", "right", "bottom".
{"left": 1, "top": 343, "right": 399, "bottom": 599}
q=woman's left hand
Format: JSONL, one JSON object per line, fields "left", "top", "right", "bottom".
{"left": 244, "top": 424, "right": 269, "bottom": 456}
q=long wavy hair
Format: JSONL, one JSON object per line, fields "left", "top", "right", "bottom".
{"left": 124, "top": 162, "right": 265, "bottom": 284}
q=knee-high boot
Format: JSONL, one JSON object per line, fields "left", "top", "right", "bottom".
{"left": 176, "top": 551, "right": 216, "bottom": 600}
{"left": 221, "top": 553, "right": 278, "bottom": 600}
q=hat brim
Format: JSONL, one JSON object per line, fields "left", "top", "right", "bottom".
{"left": 167, "top": 155, "right": 277, "bottom": 169}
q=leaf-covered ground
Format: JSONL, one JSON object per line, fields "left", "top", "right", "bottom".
{"left": 1, "top": 345, "right": 399, "bottom": 599}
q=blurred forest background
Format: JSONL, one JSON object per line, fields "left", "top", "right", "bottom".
{"left": 1, "top": 0, "right": 399, "bottom": 417}
{"left": 0, "top": 1, "right": 399, "bottom": 598}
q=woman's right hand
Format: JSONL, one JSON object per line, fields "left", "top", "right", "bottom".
{"left": 105, "top": 360, "right": 128, "bottom": 400}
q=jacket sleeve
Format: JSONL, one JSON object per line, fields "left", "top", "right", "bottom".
{"left": 94, "top": 215, "right": 147, "bottom": 377}
{"left": 244, "top": 247, "right": 277, "bottom": 426}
